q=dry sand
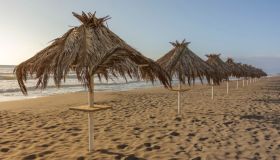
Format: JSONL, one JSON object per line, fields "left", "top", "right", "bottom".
{"left": 0, "top": 77, "right": 280, "bottom": 160}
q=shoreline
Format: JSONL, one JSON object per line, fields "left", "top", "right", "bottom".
{"left": 0, "top": 77, "right": 248, "bottom": 103}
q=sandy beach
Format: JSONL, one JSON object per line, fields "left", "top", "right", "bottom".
{"left": 0, "top": 77, "right": 279, "bottom": 160}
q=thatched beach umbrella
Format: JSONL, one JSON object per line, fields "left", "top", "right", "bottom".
{"left": 255, "top": 68, "right": 267, "bottom": 78}
{"left": 15, "top": 12, "right": 171, "bottom": 152}
{"left": 247, "top": 65, "right": 266, "bottom": 83}
{"left": 241, "top": 64, "right": 252, "bottom": 86}
{"left": 226, "top": 58, "right": 244, "bottom": 89}
{"left": 206, "top": 54, "right": 231, "bottom": 98}
{"left": 234, "top": 63, "right": 247, "bottom": 87}
{"left": 157, "top": 40, "right": 217, "bottom": 114}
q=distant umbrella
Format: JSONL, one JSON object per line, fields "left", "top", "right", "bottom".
{"left": 241, "top": 64, "right": 253, "bottom": 85}
{"left": 206, "top": 54, "right": 231, "bottom": 98}
{"left": 226, "top": 58, "right": 244, "bottom": 78}
{"left": 15, "top": 12, "right": 171, "bottom": 152}
{"left": 245, "top": 65, "right": 267, "bottom": 83}
{"left": 157, "top": 40, "right": 217, "bottom": 114}
{"left": 235, "top": 63, "right": 248, "bottom": 87}
{"left": 226, "top": 58, "right": 244, "bottom": 89}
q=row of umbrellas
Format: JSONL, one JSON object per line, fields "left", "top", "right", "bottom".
{"left": 156, "top": 40, "right": 267, "bottom": 113}
{"left": 157, "top": 40, "right": 266, "bottom": 86}
{"left": 14, "top": 12, "right": 267, "bottom": 152}
{"left": 15, "top": 12, "right": 267, "bottom": 95}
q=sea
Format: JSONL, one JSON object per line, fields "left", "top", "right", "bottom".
{"left": 0, "top": 65, "right": 165, "bottom": 102}
{"left": 1, "top": 65, "right": 262, "bottom": 102}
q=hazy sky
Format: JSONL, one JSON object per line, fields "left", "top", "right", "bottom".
{"left": 0, "top": 0, "right": 280, "bottom": 72}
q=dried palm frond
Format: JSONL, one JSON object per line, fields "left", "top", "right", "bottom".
{"left": 226, "top": 58, "right": 244, "bottom": 78}
{"left": 157, "top": 40, "right": 219, "bottom": 85}
{"left": 243, "top": 64, "right": 267, "bottom": 78}
{"left": 15, "top": 12, "right": 171, "bottom": 95}
{"left": 241, "top": 64, "right": 253, "bottom": 78}
{"left": 205, "top": 54, "right": 231, "bottom": 82}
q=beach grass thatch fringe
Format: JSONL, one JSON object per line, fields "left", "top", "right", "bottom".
{"left": 14, "top": 12, "right": 172, "bottom": 95}
{"left": 157, "top": 40, "right": 219, "bottom": 86}
{"left": 205, "top": 54, "right": 231, "bottom": 83}
{"left": 241, "top": 64, "right": 267, "bottom": 78}
{"left": 226, "top": 58, "right": 245, "bottom": 78}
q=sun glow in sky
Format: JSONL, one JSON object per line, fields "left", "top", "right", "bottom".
{"left": 0, "top": 0, "right": 280, "bottom": 74}
{"left": 0, "top": 31, "right": 39, "bottom": 65}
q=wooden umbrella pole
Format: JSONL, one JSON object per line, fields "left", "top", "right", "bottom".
{"left": 211, "top": 79, "right": 214, "bottom": 100}
{"left": 88, "top": 75, "right": 94, "bottom": 152}
{"left": 226, "top": 81, "right": 229, "bottom": 94}
{"left": 177, "top": 82, "right": 181, "bottom": 115}
{"left": 236, "top": 78, "right": 239, "bottom": 89}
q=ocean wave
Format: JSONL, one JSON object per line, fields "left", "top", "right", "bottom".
{"left": 0, "top": 75, "right": 15, "bottom": 80}
{"left": 0, "top": 80, "right": 148, "bottom": 93}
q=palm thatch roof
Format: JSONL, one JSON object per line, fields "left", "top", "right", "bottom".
{"left": 236, "top": 62, "right": 248, "bottom": 77}
{"left": 226, "top": 58, "right": 244, "bottom": 78}
{"left": 256, "top": 68, "right": 267, "bottom": 77}
{"left": 243, "top": 64, "right": 267, "bottom": 78}
{"left": 15, "top": 12, "right": 171, "bottom": 95}
{"left": 241, "top": 64, "right": 253, "bottom": 78}
{"left": 205, "top": 54, "right": 231, "bottom": 81}
{"left": 156, "top": 40, "right": 219, "bottom": 85}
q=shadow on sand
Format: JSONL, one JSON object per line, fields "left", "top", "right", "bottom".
{"left": 240, "top": 113, "right": 280, "bottom": 129}
{"left": 94, "top": 149, "right": 145, "bottom": 160}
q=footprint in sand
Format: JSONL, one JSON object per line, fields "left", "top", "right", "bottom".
{"left": 38, "top": 150, "right": 54, "bottom": 157}
{"left": 0, "top": 148, "right": 9, "bottom": 152}
{"left": 198, "top": 137, "right": 208, "bottom": 141}
{"left": 22, "top": 154, "right": 37, "bottom": 160}
{"left": 124, "top": 154, "right": 141, "bottom": 160}
{"left": 77, "top": 156, "right": 85, "bottom": 160}
{"left": 117, "top": 144, "right": 128, "bottom": 149}
{"left": 142, "top": 143, "right": 161, "bottom": 151}
{"left": 170, "top": 131, "right": 180, "bottom": 136}
{"left": 191, "top": 156, "right": 202, "bottom": 160}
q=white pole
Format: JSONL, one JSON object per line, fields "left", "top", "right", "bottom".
{"left": 247, "top": 79, "right": 249, "bottom": 86}
{"left": 226, "top": 81, "right": 229, "bottom": 94}
{"left": 236, "top": 78, "right": 239, "bottom": 89}
{"left": 88, "top": 76, "right": 94, "bottom": 107}
{"left": 88, "top": 76, "right": 94, "bottom": 152}
{"left": 211, "top": 79, "right": 214, "bottom": 100}
{"left": 177, "top": 82, "right": 181, "bottom": 115}
{"left": 88, "top": 112, "right": 94, "bottom": 152}
{"left": 243, "top": 79, "right": 245, "bottom": 87}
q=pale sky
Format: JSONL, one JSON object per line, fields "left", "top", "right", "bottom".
{"left": 0, "top": 0, "right": 280, "bottom": 73}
